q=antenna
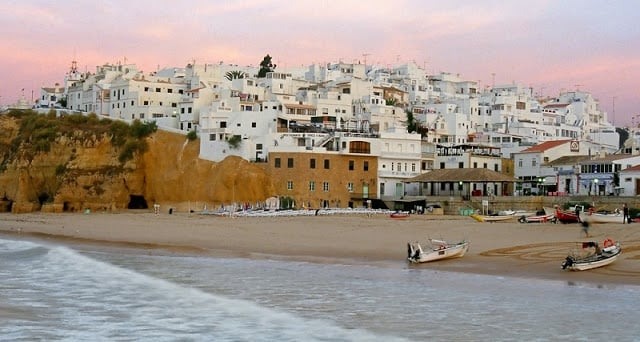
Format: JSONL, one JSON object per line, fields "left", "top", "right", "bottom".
{"left": 362, "top": 53, "right": 370, "bottom": 66}
{"left": 612, "top": 96, "right": 617, "bottom": 125}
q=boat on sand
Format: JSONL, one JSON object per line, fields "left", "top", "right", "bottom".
{"left": 407, "top": 239, "right": 469, "bottom": 263}
{"left": 554, "top": 207, "right": 581, "bottom": 224}
{"left": 390, "top": 211, "right": 410, "bottom": 219}
{"left": 561, "top": 238, "right": 621, "bottom": 271}
{"left": 470, "top": 214, "right": 516, "bottom": 222}
{"left": 518, "top": 210, "right": 556, "bottom": 223}
{"left": 579, "top": 210, "right": 626, "bottom": 224}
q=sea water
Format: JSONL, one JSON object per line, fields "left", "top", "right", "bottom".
{"left": 1, "top": 235, "right": 639, "bottom": 341}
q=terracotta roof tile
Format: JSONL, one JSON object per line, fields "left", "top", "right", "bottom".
{"left": 520, "top": 140, "right": 572, "bottom": 153}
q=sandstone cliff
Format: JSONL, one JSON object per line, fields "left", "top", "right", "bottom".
{"left": 0, "top": 112, "right": 275, "bottom": 213}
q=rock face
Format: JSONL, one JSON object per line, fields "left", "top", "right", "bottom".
{"left": 0, "top": 115, "right": 275, "bottom": 213}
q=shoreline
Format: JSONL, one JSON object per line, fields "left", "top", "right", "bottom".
{"left": 1, "top": 211, "right": 639, "bottom": 286}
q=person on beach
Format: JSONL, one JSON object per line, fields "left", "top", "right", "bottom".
{"left": 623, "top": 203, "right": 630, "bottom": 224}
{"left": 581, "top": 221, "right": 590, "bottom": 237}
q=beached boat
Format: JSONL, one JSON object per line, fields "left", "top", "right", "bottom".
{"left": 555, "top": 207, "right": 581, "bottom": 224}
{"left": 579, "top": 211, "right": 626, "bottom": 224}
{"left": 518, "top": 211, "right": 556, "bottom": 223}
{"left": 390, "top": 211, "right": 410, "bottom": 219}
{"left": 470, "top": 214, "right": 516, "bottom": 222}
{"left": 407, "top": 239, "right": 469, "bottom": 264}
{"left": 561, "top": 238, "right": 621, "bottom": 271}
{"left": 497, "top": 209, "right": 536, "bottom": 217}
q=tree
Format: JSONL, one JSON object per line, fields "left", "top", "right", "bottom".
{"left": 57, "top": 96, "right": 67, "bottom": 108}
{"left": 258, "top": 54, "right": 276, "bottom": 78}
{"left": 225, "top": 70, "right": 246, "bottom": 81}
{"left": 406, "top": 109, "right": 429, "bottom": 138}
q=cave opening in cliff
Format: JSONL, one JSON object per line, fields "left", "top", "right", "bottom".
{"left": 38, "top": 192, "right": 50, "bottom": 206}
{"left": 128, "top": 195, "right": 148, "bottom": 209}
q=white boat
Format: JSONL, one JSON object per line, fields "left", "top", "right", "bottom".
{"left": 561, "top": 238, "right": 621, "bottom": 271}
{"left": 579, "top": 211, "right": 626, "bottom": 224}
{"left": 497, "top": 209, "right": 536, "bottom": 217}
{"left": 518, "top": 210, "right": 556, "bottom": 223}
{"left": 407, "top": 239, "right": 469, "bottom": 263}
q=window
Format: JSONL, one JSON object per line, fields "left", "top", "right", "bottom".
{"left": 287, "top": 158, "right": 294, "bottom": 168}
{"left": 310, "top": 159, "right": 316, "bottom": 169}
{"left": 324, "top": 159, "right": 330, "bottom": 169}
{"left": 494, "top": 164, "right": 499, "bottom": 171}
{"left": 287, "top": 181, "right": 293, "bottom": 190}
{"left": 483, "top": 163, "right": 487, "bottom": 169}
{"left": 440, "top": 162, "right": 445, "bottom": 169}
{"left": 459, "top": 162, "right": 464, "bottom": 168}
{"left": 168, "top": 89, "right": 173, "bottom": 93}
{"left": 252, "top": 122, "right": 257, "bottom": 128}
{"left": 473, "top": 162, "right": 478, "bottom": 168}
{"left": 143, "top": 100, "right": 149, "bottom": 105}
{"left": 347, "top": 182, "right": 354, "bottom": 192}
{"left": 518, "top": 159, "right": 523, "bottom": 167}
{"left": 274, "top": 158, "right": 281, "bottom": 168}
{"left": 309, "top": 181, "right": 316, "bottom": 191}
{"left": 532, "top": 159, "right": 537, "bottom": 167}
{"left": 220, "top": 122, "right": 227, "bottom": 128}
{"left": 322, "top": 181, "right": 330, "bottom": 192}
{"left": 411, "top": 163, "right": 416, "bottom": 172}
{"left": 256, "top": 144, "right": 263, "bottom": 150}
{"left": 363, "top": 161, "right": 369, "bottom": 171}
{"left": 349, "top": 160, "right": 354, "bottom": 171}
{"left": 156, "top": 88, "right": 161, "bottom": 92}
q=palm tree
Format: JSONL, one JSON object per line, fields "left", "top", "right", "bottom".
{"left": 225, "top": 70, "right": 246, "bottom": 81}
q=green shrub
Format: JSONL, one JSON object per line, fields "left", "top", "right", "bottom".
{"left": 228, "top": 135, "right": 242, "bottom": 149}
{"left": 187, "top": 130, "right": 198, "bottom": 141}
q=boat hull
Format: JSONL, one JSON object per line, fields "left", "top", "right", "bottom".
{"left": 470, "top": 214, "right": 515, "bottom": 222}
{"left": 562, "top": 242, "right": 621, "bottom": 271}
{"left": 407, "top": 241, "right": 469, "bottom": 263}
{"left": 579, "top": 212, "right": 625, "bottom": 224}
{"left": 555, "top": 209, "right": 580, "bottom": 224}
{"left": 518, "top": 213, "right": 556, "bottom": 223}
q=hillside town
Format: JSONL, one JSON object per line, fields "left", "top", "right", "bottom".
{"left": 8, "top": 56, "right": 640, "bottom": 210}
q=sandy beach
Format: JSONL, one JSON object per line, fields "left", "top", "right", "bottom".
{"left": 1, "top": 211, "right": 639, "bottom": 286}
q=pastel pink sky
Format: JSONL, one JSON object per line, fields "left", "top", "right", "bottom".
{"left": 1, "top": 1, "right": 638, "bottom": 125}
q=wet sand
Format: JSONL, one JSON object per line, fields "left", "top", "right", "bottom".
{"left": 1, "top": 211, "right": 639, "bottom": 286}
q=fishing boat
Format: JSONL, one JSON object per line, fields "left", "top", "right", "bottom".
{"left": 518, "top": 210, "right": 556, "bottom": 223}
{"left": 390, "top": 211, "right": 410, "bottom": 219}
{"left": 497, "top": 209, "right": 536, "bottom": 217}
{"left": 469, "top": 213, "right": 516, "bottom": 222}
{"left": 561, "top": 238, "right": 621, "bottom": 271}
{"left": 407, "top": 239, "right": 469, "bottom": 264}
{"left": 554, "top": 207, "right": 581, "bottom": 224}
{"left": 579, "top": 210, "right": 626, "bottom": 224}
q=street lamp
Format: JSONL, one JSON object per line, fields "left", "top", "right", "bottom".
{"left": 538, "top": 177, "right": 543, "bottom": 195}
{"left": 593, "top": 178, "right": 599, "bottom": 196}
